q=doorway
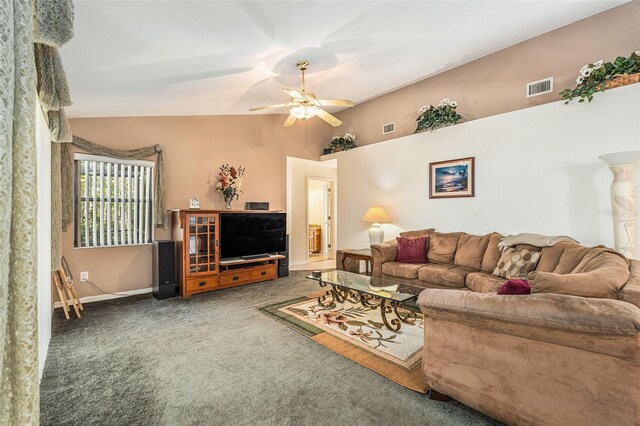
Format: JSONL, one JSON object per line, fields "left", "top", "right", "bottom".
{"left": 307, "top": 178, "right": 333, "bottom": 264}
{"left": 285, "top": 156, "right": 337, "bottom": 268}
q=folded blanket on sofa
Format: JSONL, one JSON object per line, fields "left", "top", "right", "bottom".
{"left": 498, "top": 233, "right": 579, "bottom": 250}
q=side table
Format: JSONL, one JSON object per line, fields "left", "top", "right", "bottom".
{"left": 336, "top": 248, "right": 373, "bottom": 276}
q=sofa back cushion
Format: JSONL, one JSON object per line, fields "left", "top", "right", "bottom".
{"left": 536, "top": 242, "right": 591, "bottom": 273}
{"left": 399, "top": 228, "right": 435, "bottom": 239}
{"left": 481, "top": 232, "right": 504, "bottom": 273}
{"left": 535, "top": 244, "right": 566, "bottom": 272}
{"left": 529, "top": 247, "right": 630, "bottom": 299}
{"left": 427, "top": 232, "right": 462, "bottom": 264}
{"left": 454, "top": 233, "right": 491, "bottom": 270}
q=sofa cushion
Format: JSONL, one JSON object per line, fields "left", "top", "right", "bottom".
{"left": 529, "top": 247, "right": 630, "bottom": 299}
{"left": 427, "top": 232, "right": 462, "bottom": 264}
{"left": 399, "top": 228, "right": 435, "bottom": 239}
{"left": 455, "top": 233, "right": 491, "bottom": 270}
{"left": 536, "top": 242, "right": 592, "bottom": 274}
{"left": 535, "top": 243, "right": 568, "bottom": 272}
{"left": 418, "top": 263, "right": 474, "bottom": 288}
{"left": 396, "top": 237, "right": 428, "bottom": 263}
{"left": 481, "top": 232, "right": 504, "bottom": 273}
{"left": 493, "top": 247, "right": 541, "bottom": 279}
{"left": 553, "top": 244, "right": 595, "bottom": 274}
{"left": 466, "top": 272, "right": 506, "bottom": 293}
{"left": 381, "top": 262, "right": 427, "bottom": 279}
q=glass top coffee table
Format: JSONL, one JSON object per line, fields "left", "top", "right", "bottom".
{"left": 306, "top": 270, "right": 424, "bottom": 331}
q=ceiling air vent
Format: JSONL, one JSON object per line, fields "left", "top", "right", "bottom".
{"left": 382, "top": 122, "right": 395, "bottom": 135}
{"left": 526, "top": 77, "right": 553, "bottom": 98}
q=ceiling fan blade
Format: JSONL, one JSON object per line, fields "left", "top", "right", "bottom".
{"left": 316, "top": 99, "right": 354, "bottom": 107}
{"left": 283, "top": 89, "right": 306, "bottom": 100}
{"left": 283, "top": 114, "right": 297, "bottom": 127}
{"left": 249, "top": 103, "right": 292, "bottom": 111}
{"left": 315, "top": 109, "right": 342, "bottom": 127}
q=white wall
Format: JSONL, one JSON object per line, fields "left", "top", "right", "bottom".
{"left": 308, "top": 180, "right": 326, "bottom": 226}
{"left": 36, "top": 107, "right": 52, "bottom": 379}
{"left": 332, "top": 84, "right": 640, "bottom": 256}
{"left": 286, "top": 157, "right": 337, "bottom": 265}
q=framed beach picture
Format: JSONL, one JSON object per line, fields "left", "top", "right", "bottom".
{"left": 429, "top": 157, "right": 475, "bottom": 198}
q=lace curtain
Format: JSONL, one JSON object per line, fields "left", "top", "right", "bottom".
{"left": 35, "top": 43, "right": 72, "bottom": 143}
{"left": 0, "top": 0, "right": 40, "bottom": 424}
{"left": 33, "top": 0, "right": 74, "bottom": 47}
{"left": 32, "top": 0, "right": 74, "bottom": 270}
{"left": 33, "top": 0, "right": 74, "bottom": 143}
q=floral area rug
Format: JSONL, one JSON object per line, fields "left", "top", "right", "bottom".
{"left": 258, "top": 295, "right": 427, "bottom": 393}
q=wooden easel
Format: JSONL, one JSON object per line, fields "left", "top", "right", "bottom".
{"left": 53, "top": 256, "right": 83, "bottom": 319}
{"left": 52, "top": 270, "right": 70, "bottom": 320}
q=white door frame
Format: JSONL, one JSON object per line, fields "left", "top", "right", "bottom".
{"left": 285, "top": 156, "right": 337, "bottom": 267}
{"left": 306, "top": 176, "right": 336, "bottom": 264}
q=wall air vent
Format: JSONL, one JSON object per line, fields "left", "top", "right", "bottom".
{"left": 526, "top": 77, "right": 553, "bottom": 98}
{"left": 382, "top": 122, "right": 396, "bottom": 135}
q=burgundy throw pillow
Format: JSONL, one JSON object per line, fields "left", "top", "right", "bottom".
{"left": 497, "top": 279, "right": 531, "bottom": 295}
{"left": 396, "top": 237, "right": 428, "bottom": 263}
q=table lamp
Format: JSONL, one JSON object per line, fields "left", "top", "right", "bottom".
{"left": 361, "top": 206, "right": 391, "bottom": 245}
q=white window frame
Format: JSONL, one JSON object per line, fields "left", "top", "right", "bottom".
{"left": 74, "top": 153, "right": 155, "bottom": 248}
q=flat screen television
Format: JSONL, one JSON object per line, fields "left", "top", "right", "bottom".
{"left": 219, "top": 212, "right": 286, "bottom": 259}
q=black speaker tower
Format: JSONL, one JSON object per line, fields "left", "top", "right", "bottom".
{"left": 278, "top": 234, "right": 289, "bottom": 277}
{"left": 153, "top": 240, "right": 177, "bottom": 300}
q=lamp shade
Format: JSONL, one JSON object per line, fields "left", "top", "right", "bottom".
{"left": 361, "top": 206, "right": 391, "bottom": 223}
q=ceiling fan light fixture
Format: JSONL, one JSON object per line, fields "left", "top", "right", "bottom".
{"left": 290, "top": 105, "right": 317, "bottom": 120}
{"left": 250, "top": 60, "right": 353, "bottom": 127}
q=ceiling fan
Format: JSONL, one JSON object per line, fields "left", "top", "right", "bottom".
{"left": 250, "top": 60, "right": 354, "bottom": 127}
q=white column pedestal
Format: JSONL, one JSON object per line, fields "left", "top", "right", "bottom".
{"left": 599, "top": 151, "right": 640, "bottom": 258}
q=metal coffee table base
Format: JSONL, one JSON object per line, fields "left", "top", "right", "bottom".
{"left": 317, "top": 281, "right": 418, "bottom": 331}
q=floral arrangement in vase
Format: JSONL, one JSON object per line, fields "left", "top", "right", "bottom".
{"left": 328, "top": 133, "right": 357, "bottom": 153}
{"left": 215, "top": 164, "right": 245, "bottom": 209}
{"left": 415, "top": 98, "right": 462, "bottom": 133}
{"left": 560, "top": 50, "right": 640, "bottom": 103}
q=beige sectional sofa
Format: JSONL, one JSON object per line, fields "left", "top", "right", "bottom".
{"left": 371, "top": 229, "right": 640, "bottom": 426}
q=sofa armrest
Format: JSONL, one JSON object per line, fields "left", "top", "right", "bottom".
{"left": 370, "top": 241, "right": 397, "bottom": 278}
{"left": 418, "top": 289, "right": 640, "bottom": 335}
{"left": 620, "top": 259, "right": 640, "bottom": 309}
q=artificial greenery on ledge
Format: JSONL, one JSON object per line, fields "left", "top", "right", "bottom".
{"left": 415, "top": 98, "right": 462, "bottom": 133}
{"left": 328, "top": 133, "right": 357, "bottom": 153}
{"left": 560, "top": 50, "right": 640, "bottom": 104}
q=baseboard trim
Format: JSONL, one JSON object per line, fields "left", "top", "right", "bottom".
{"left": 53, "top": 287, "right": 152, "bottom": 309}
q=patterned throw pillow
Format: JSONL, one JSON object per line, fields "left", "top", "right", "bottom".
{"left": 396, "top": 237, "right": 429, "bottom": 263}
{"left": 492, "top": 247, "right": 541, "bottom": 279}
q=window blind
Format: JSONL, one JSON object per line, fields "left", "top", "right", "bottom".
{"left": 74, "top": 154, "right": 154, "bottom": 248}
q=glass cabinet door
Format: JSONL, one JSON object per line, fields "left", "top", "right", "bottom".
{"left": 186, "top": 214, "right": 217, "bottom": 275}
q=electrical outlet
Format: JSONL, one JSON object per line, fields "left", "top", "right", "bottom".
{"left": 80, "top": 271, "right": 89, "bottom": 282}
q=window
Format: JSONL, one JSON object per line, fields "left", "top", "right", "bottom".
{"left": 74, "top": 154, "right": 154, "bottom": 248}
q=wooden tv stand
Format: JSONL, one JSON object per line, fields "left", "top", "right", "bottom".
{"left": 171, "top": 209, "right": 284, "bottom": 298}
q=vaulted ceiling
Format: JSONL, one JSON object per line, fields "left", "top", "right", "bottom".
{"left": 61, "top": 0, "right": 627, "bottom": 117}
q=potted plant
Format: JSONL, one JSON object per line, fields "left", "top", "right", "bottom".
{"left": 560, "top": 50, "right": 640, "bottom": 103}
{"left": 215, "top": 164, "right": 245, "bottom": 209}
{"left": 415, "top": 98, "right": 462, "bottom": 133}
{"left": 328, "top": 133, "right": 357, "bottom": 153}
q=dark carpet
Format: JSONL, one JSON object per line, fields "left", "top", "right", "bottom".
{"left": 40, "top": 271, "right": 501, "bottom": 426}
